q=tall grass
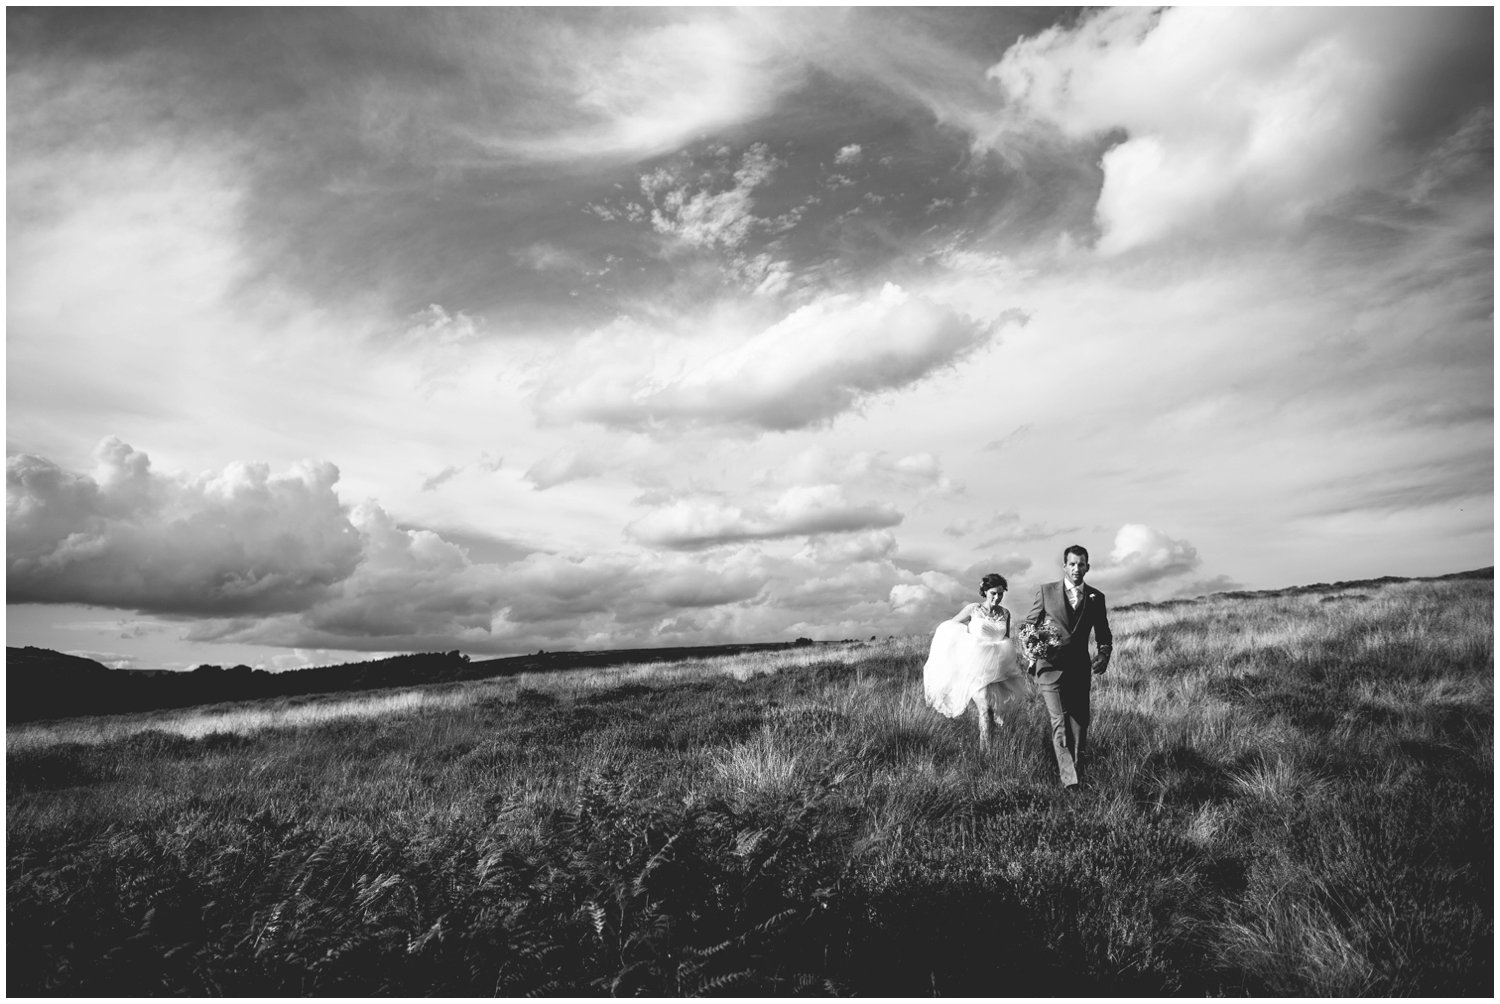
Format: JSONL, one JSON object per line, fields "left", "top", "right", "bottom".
{"left": 7, "top": 579, "right": 1492, "bottom": 994}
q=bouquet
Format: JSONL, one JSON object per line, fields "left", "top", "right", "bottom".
{"left": 1018, "top": 619, "right": 1067, "bottom": 665}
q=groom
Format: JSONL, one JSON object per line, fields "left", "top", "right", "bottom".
{"left": 1026, "top": 545, "right": 1112, "bottom": 788}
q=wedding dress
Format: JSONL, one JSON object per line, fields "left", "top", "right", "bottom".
{"left": 923, "top": 605, "right": 1028, "bottom": 719}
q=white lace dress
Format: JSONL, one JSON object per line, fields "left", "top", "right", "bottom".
{"left": 923, "top": 603, "right": 1028, "bottom": 719}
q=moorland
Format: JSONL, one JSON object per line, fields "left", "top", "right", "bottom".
{"left": 6, "top": 571, "right": 1493, "bottom": 995}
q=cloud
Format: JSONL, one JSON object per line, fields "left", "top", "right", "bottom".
{"left": 421, "top": 451, "right": 502, "bottom": 493}
{"left": 190, "top": 545, "right": 772, "bottom": 654}
{"left": 982, "top": 424, "right": 1034, "bottom": 453}
{"left": 987, "top": 7, "right": 1493, "bottom": 252}
{"left": 260, "top": 502, "right": 498, "bottom": 641}
{"left": 535, "top": 284, "right": 1010, "bottom": 432}
{"left": 1171, "top": 574, "right": 1245, "bottom": 599}
{"left": 587, "top": 142, "right": 803, "bottom": 299}
{"left": 421, "top": 466, "right": 463, "bottom": 492}
{"left": 1409, "top": 107, "right": 1493, "bottom": 204}
{"left": 959, "top": 554, "right": 1034, "bottom": 589}
{"left": 474, "top": 10, "right": 803, "bottom": 164}
{"left": 514, "top": 242, "right": 592, "bottom": 273}
{"left": 4, "top": 441, "right": 1047, "bottom": 657}
{"left": 523, "top": 449, "right": 607, "bottom": 491}
{"left": 1087, "top": 524, "right": 1203, "bottom": 593}
{"left": 768, "top": 448, "right": 957, "bottom": 495}
{"left": 945, "top": 510, "right": 1066, "bottom": 546}
{"left": 640, "top": 142, "right": 785, "bottom": 251}
{"left": 628, "top": 485, "right": 903, "bottom": 550}
{"left": 864, "top": 453, "right": 956, "bottom": 494}
{"left": 8, "top": 439, "right": 363, "bottom": 615}
{"left": 69, "top": 649, "right": 141, "bottom": 670}
{"left": 834, "top": 144, "right": 863, "bottom": 166}
{"left": 493, "top": 551, "right": 767, "bottom": 628}
{"left": 889, "top": 570, "right": 969, "bottom": 620}
{"left": 794, "top": 529, "right": 899, "bottom": 565}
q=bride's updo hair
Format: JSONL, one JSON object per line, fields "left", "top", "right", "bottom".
{"left": 980, "top": 573, "right": 1008, "bottom": 594}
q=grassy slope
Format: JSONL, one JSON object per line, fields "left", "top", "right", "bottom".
{"left": 7, "top": 577, "right": 1493, "bottom": 995}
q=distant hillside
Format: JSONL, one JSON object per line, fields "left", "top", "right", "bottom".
{"left": 1115, "top": 566, "right": 1493, "bottom": 611}
{"left": 7, "top": 646, "right": 116, "bottom": 676}
{"left": 5, "top": 641, "right": 805, "bottom": 724}
{"left": 8, "top": 567, "right": 1490, "bottom": 724}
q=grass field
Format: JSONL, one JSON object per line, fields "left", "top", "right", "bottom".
{"left": 7, "top": 576, "right": 1493, "bottom": 995}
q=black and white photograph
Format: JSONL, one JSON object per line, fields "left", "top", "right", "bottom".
{"left": 7, "top": 6, "right": 1492, "bottom": 995}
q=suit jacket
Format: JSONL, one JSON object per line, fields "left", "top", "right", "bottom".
{"left": 1026, "top": 580, "right": 1112, "bottom": 672}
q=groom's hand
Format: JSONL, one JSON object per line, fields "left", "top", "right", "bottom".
{"left": 1091, "top": 650, "right": 1111, "bottom": 675}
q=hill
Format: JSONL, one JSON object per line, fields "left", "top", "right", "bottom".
{"left": 6, "top": 572, "right": 1491, "bottom": 994}
{"left": 8, "top": 567, "right": 1490, "bottom": 724}
{"left": 4, "top": 641, "right": 809, "bottom": 723}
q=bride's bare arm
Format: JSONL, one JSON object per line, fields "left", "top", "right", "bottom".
{"left": 951, "top": 602, "right": 978, "bottom": 624}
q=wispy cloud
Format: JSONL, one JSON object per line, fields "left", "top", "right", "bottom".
{"left": 466, "top": 10, "right": 804, "bottom": 165}
{"left": 765, "top": 448, "right": 958, "bottom": 496}
{"left": 523, "top": 449, "right": 606, "bottom": 491}
{"left": 946, "top": 510, "right": 1070, "bottom": 547}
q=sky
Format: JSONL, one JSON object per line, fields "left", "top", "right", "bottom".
{"left": 6, "top": 6, "right": 1493, "bottom": 671}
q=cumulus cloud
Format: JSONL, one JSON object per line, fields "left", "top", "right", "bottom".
{"left": 834, "top": 143, "right": 863, "bottom": 166}
{"left": 793, "top": 529, "right": 899, "bottom": 565}
{"left": 190, "top": 545, "right": 772, "bottom": 654}
{"left": 535, "top": 284, "right": 1010, "bottom": 432}
{"left": 1087, "top": 523, "right": 1203, "bottom": 593}
{"left": 6, "top": 440, "right": 1007, "bottom": 655}
{"left": 628, "top": 485, "right": 903, "bottom": 550}
{"left": 988, "top": 7, "right": 1492, "bottom": 252}
{"left": 890, "top": 570, "right": 969, "bottom": 618}
{"left": 8, "top": 438, "right": 363, "bottom": 615}
{"left": 283, "top": 502, "right": 497, "bottom": 640}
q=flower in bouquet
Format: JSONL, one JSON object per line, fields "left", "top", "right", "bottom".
{"left": 1019, "top": 619, "right": 1067, "bottom": 663}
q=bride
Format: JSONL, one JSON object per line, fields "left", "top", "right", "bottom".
{"left": 923, "top": 572, "right": 1028, "bottom": 750}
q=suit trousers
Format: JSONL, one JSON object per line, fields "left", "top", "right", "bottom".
{"left": 1034, "top": 663, "right": 1091, "bottom": 767}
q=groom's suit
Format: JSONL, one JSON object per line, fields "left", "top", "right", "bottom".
{"left": 1026, "top": 580, "right": 1112, "bottom": 785}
